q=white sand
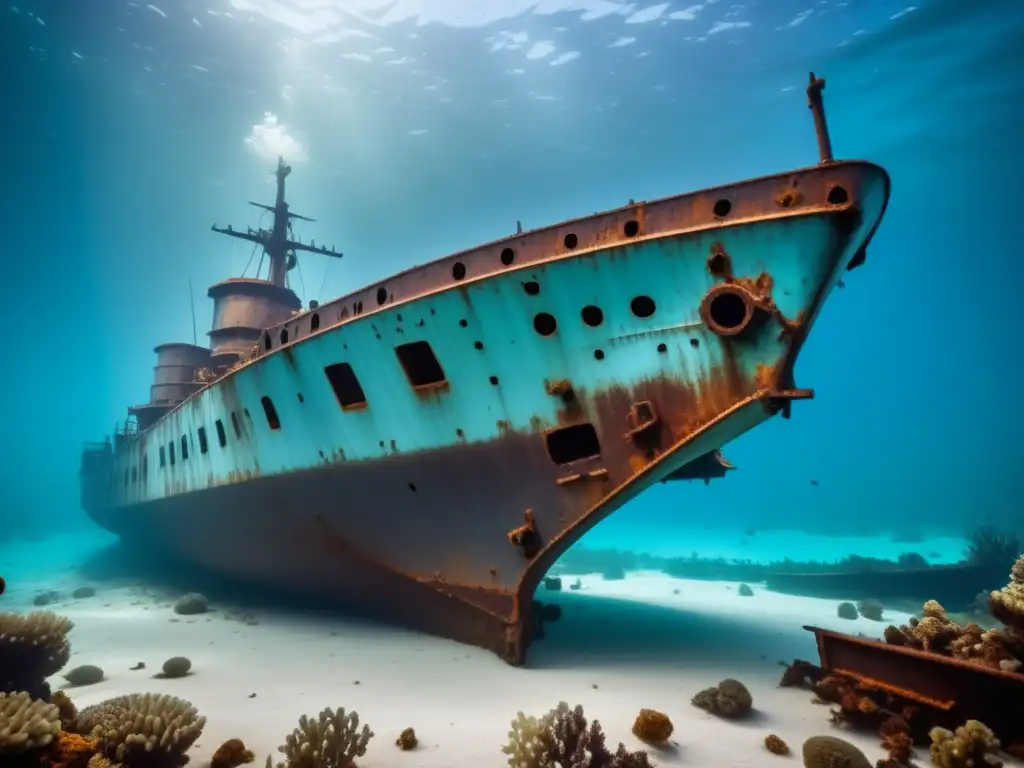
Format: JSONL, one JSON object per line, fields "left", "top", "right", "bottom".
{"left": 2, "top": 535, "right": 1020, "bottom": 767}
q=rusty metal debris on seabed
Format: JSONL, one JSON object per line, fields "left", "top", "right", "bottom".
{"left": 78, "top": 72, "right": 892, "bottom": 665}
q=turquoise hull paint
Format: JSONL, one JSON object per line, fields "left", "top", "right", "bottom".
{"left": 82, "top": 159, "right": 891, "bottom": 663}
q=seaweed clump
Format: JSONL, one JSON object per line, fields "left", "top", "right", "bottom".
{"left": 502, "top": 701, "right": 654, "bottom": 768}
{"left": 266, "top": 707, "right": 372, "bottom": 768}
{"left": 965, "top": 526, "right": 1020, "bottom": 571}
{"left": 0, "top": 612, "right": 74, "bottom": 699}
{"left": 691, "top": 679, "right": 752, "bottom": 719}
{"left": 69, "top": 693, "right": 206, "bottom": 768}
{"left": 929, "top": 720, "right": 1002, "bottom": 768}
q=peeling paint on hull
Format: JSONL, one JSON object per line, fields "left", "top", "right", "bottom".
{"left": 80, "top": 160, "right": 891, "bottom": 664}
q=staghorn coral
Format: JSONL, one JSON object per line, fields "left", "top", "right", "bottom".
{"left": 267, "top": 707, "right": 372, "bottom": 768}
{"left": 691, "top": 679, "right": 752, "bottom": 719}
{"left": 0, "top": 612, "right": 74, "bottom": 699}
{"left": 989, "top": 554, "right": 1024, "bottom": 632}
{"left": 929, "top": 720, "right": 1003, "bottom": 768}
{"left": 69, "top": 693, "right": 206, "bottom": 768}
{"left": 631, "top": 710, "right": 672, "bottom": 744}
{"left": 802, "top": 735, "right": 871, "bottom": 768}
{"left": 0, "top": 691, "right": 61, "bottom": 754}
{"left": 501, "top": 702, "right": 654, "bottom": 768}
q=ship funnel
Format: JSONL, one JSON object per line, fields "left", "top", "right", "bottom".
{"left": 128, "top": 342, "right": 211, "bottom": 430}
{"left": 206, "top": 278, "right": 302, "bottom": 361}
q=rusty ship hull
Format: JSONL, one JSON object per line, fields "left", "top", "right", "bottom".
{"left": 80, "top": 156, "right": 890, "bottom": 663}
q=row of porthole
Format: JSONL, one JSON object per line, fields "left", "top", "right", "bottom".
{"left": 289, "top": 186, "right": 850, "bottom": 348}
{"left": 530, "top": 295, "right": 657, "bottom": 338}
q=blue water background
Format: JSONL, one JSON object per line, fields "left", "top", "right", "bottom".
{"left": 0, "top": 0, "right": 1021, "bottom": 569}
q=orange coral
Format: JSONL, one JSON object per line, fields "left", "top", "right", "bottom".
{"left": 881, "top": 731, "right": 913, "bottom": 764}
{"left": 47, "top": 732, "right": 98, "bottom": 768}
{"left": 395, "top": 728, "right": 417, "bottom": 750}
{"left": 764, "top": 734, "right": 789, "bottom": 755}
{"left": 631, "top": 709, "right": 673, "bottom": 743}
{"left": 211, "top": 738, "right": 254, "bottom": 768}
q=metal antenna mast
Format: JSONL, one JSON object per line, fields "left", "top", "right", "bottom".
{"left": 210, "top": 156, "right": 344, "bottom": 289}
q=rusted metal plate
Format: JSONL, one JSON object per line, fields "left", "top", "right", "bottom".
{"left": 81, "top": 158, "right": 890, "bottom": 665}
{"left": 806, "top": 625, "right": 1024, "bottom": 742}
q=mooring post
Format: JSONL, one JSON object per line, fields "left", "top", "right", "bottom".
{"left": 806, "top": 72, "right": 834, "bottom": 164}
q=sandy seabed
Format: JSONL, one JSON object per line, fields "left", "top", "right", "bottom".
{"left": 2, "top": 533, "right": 1021, "bottom": 768}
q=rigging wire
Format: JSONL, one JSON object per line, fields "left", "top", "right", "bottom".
{"left": 318, "top": 258, "right": 331, "bottom": 302}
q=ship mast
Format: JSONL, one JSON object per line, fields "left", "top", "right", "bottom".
{"left": 210, "top": 156, "right": 343, "bottom": 289}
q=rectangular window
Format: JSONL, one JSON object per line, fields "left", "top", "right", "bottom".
{"left": 545, "top": 422, "right": 602, "bottom": 465}
{"left": 215, "top": 419, "right": 227, "bottom": 447}
{"left": 159, "top": 446, "right": 166, "bottom": 468}
{"left": 395, "top": 341, "right": 446, "bottom": 390}
{"left": 169, "top": 441, "right": 176, "bottom": 466}
{"left": 181, "top": 435, "right": 189, "bottom": 460}
{"left": 324, "top": 363, "right": 368, "bottom": 410}
{"left": 261, "top": 396, "right": 281, "bottom": 430}
{"left": 198, "top": 426, "right": 209, "bottom": 454}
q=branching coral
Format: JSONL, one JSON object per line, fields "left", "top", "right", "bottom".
{"left": 267, "top": 707, "right": 372, "bottom": 768}
{"left": 0, "top": 691, "right": 61, "bottom": 754}
{"left": 989, "top": 553, "right": 1024, "bottom": 632}
{"left": 501, "top": 702, "right": 653, "bottom": 768}
{"left": 0, "top": 612, "right": 74, "bottom": 699}
{"left": 69, "top": 693, "right": 206, "bottom": 768}
{"left": 929, "top": 720, "right": 1003, "bottom": 768}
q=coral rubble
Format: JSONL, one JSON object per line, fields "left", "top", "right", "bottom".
{"left": 395, "top": 728, "right": 417, "bottom": 751}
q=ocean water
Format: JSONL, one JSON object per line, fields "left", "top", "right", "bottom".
{"left": 2, "top": 0, "right": 1024, "bottom": 765}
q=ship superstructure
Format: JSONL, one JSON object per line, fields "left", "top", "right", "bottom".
{"left": 81, "top": 74, "right": 891, "bottom": 664}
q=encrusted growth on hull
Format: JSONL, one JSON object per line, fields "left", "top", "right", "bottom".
{"left": 80, "top": 74, "right": 891, "bottom": 664}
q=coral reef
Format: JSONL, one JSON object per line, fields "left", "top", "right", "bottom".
{"left": 0, "top": 611, "right": 74, "bottom": 699}
{"left": 395, "top": 728, "right": 417, "bottom": 751}
{"left": 63, "top": 666, "right": 104, "bottom": 687}
{"left": 69, "top": 693, "right": 206, "bottom": 768}
{"left": 988, "top": 553, "right": 1024, "bottom": 632}
{"left": 501, "top": 701, "right": 654, "bottom": 768}
{"left": 764, "top": 734, "right": 789, "bottom": 755}
{"left": 801, "top": 735, "right": 871, "bottom": 768}
{"left": 211, "top": 739, "right": 254, "bottom": 768}
{"left": 691, "top": 679, "right": 752, "bottom": 719}
{"left": 837, "top": 602, "right": 858, "bottom": 620}
{"left": 0, "top": 691, "right": 61, "bottom": 754}
{"left": 267, "top": 707, "right": 372, "bottom": 768}
{"left": 882, "top": 599, "right": 1023, "bottom": 672}
{"left": 929, "top": 720, "right": 1002, "bottom": 768}
{"left": 631, "top": 709, "right": 672, "bottom": 744}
